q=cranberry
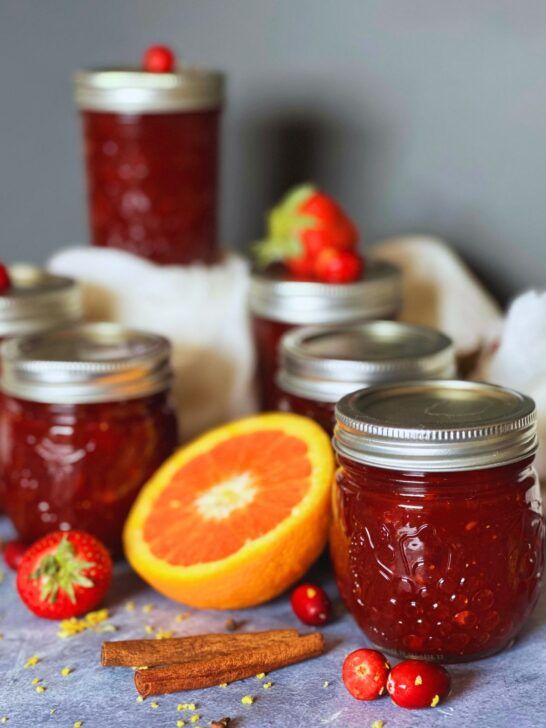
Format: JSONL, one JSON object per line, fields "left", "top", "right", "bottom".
{"left": 342, "top": 648, "right": 390, "bottom": 700}
{"left": 314, "top": 248, "right": 363, "bottom": 284}
{"left": 387, "top": 659, "right": 451, "bottom": 709}
{"left": 142, "top": 45, "right": 176, "bottom": 73}
{"left": 290, "top": 583, "right": 332, "bottom": 626}
{"left": 0, "top": 263, "right": 11, "bottom": 293}
{"left": 3, "top": 540, "right": 27, "bottom": 571}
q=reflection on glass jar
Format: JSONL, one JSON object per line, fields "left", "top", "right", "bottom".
{"left": 331, "top": 381, "right": 544, "bottom": 662}
{"left": 0, "top": 323, "right": 178, "bottom": 553}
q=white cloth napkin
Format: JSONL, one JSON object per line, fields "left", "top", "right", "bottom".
{"left": 48, "top": 247, "right": 256, "bottom": 441}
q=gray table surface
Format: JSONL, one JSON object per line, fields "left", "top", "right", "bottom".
{"left": 1, "top": 516, "right": 544, "bottom": 728}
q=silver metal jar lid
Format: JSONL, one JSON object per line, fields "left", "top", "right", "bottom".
{"left": 249, "top": 261, "right": 402, "bottom": 325}
{"left": 0, "top": 264, "right": 82, "bottom": 338}
{"left": 74, "top": 65, "right": 224, "bottom": 113}
{"left": 278, "top": 321, "right": 456, "bottom": 402}
{"left": 0, "top": 322, "right": 173, "bottom": 404}
{"left": 334, "top": 380, "right": 537, "bottom": 472}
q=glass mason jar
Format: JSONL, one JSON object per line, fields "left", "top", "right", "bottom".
{"left": 331, "top": 380, "right": 544, "bottom": 663}
{"left": 249, "top": 261, "right": 402, "bottom": 410}
{"left": 0, "top": 323, "right": 178, "bottom": 552}
{"left": 74, "top": 63, "right": 224, "bottom": 265}
{"left": 277, "top": 321, "right": 455, "bottom": 434}
{"left": 0, "top": 265, "right": 83, "bottom": 511}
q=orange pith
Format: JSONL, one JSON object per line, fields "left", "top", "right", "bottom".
{"left": 123, "top": 413, "right": 334, "bottom": 609}
{"left": 144, "top": 430, "right": 311, "bottom": 565}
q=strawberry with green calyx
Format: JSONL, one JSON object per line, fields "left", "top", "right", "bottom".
{"left": 252, "top": 184, "right": 364, "bottom": 282}
{"left": 17, "top": 530, "right": 112, "bottom": 620}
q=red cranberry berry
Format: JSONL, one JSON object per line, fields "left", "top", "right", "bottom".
{"left": 342, "top": 648, "right": 391, "bottom": 700}
{"left": 290, "top": 583, "right": 332, "bottom": 626}
{"left": 387, "top": 659, "right": 451, "bottom": 709}
{"left": 142, "top": 45, "right": 176, "bottom": 73}
{"left": 3, "top": 540, "right": 27, "bottom": 571}
{"left": 0, "top": 263, "right": 11, "bottom": 293}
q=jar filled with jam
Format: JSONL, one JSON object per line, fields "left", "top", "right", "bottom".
{"left": 277, "top": 321, "right": 455, "bottom": 434}
{"left": 331, "top": 381, "right": 544, "bottom": 662}
{"left": 0, "top": 265, "right": 83, "bottom": 510}
{"left": 249, "top": 261, "right": 402, "bottom": 410}
{"left": 0, "top": 323, "right": 178, "bottom": 552}
{"left": 74, "top": 61, "right": 224, "bottom": 265}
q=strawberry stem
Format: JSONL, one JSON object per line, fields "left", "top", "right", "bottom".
{"left": 30, "top": 537, "right": 95, "bottom": 604}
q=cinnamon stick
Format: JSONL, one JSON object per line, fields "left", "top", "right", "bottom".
{"left": 134, "top": 632, "right": 324, "bottom": 697}
{"left": 101, "top": 629, "right": 299, "bottom": 667}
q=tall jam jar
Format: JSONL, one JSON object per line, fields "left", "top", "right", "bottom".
{"left": 0, "top": 265, "right": 83, "bottom": 510}
{"left": 331, "top": 380, "right": 544, "bottom": 663}
{"left": 277, "top": 321, "right": 455, "bottom": 434}
{"left": 74, "top": 62, "right": 224, "bottom": 265}
{"left": 0, "top": 323, "right": 178, "bottom": 552}
{"left": 249, "top": 261, "right": 402, "bottom": 410}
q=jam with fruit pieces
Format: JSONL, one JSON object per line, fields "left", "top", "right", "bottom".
{"left": 277, "top": 321, "right": 455, "bottom": 434}
{"left": 331, "top": 380, "right": 544, "bottom": 662}
{"left": 74, "top": 47, "right": 224, "bottom": 265}
{"left": 0, "top": 323, "right": 178, "bottom": 552}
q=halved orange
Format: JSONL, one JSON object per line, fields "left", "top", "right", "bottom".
{"left": 123, "top": 413, "right": 334, "bottom": 609}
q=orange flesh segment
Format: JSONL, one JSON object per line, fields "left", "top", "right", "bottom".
{"left": 142, "top": 430, "right": 311, "bottom": 566}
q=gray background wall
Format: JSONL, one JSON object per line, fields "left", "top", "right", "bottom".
{"left": 2, "top": 0, "right": 545, "bottom": 302}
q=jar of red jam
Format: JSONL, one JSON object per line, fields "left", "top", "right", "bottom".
{"left": 0, "top": 265, "right": 83, "bottom": 510}
{"left": 74, "top": 62, "right": 224, "bottom": 265}
{"left": 277, "top": 321, "right": 455, "bottom": 434}
{"left": 331, "top": 380, "right": 544, "bottom": 662}
{"left": 0, "top": 323, "right": 178, "bottom": 552}
{"left": 249, "top": 261, "right": 402, "bottom": 410}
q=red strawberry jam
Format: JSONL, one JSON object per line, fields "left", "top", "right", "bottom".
{"left": 74, "top": 59, "right": 224, "bottom": 266}
{"left": 331, "top": 381, "right": 544, "bottom": 662}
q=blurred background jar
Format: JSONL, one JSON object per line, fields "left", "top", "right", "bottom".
{"left": 0, "top": 323, "right": 178, "bottom": 553}
{"left": 0, "top": 265, "right": 83, "bottom": 510}
{"left": 331, "top": 380, "right": 544, "bottom": 663}
{"left": 277, "top": 321, "right": 455, "bottom": 434}
{"left": 249, "top": 261, "right": 402, "bottom": 410}
{"left": 74, "top": 57, "right": 224, "bottom": 265}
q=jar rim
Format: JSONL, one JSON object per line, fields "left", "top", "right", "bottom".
{"left": 334, "top": 380, "right": 537, "bottom": 472}
{"left": 249, "top": 261, "right": 402, "bottom": 324}
{"left": 0, "top": 264, "right": 82, "bottom": 337}
{"left": 0, "top": 322, "right": 173, "bottom": 404}
{"left": 277, "top": 321, "right": 456, "bottom": 402}
{"left": 74, "top": 66, "right": 224, "bottom": 113}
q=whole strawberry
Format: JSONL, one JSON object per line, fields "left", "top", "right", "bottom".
{"left": 17, "top": 531, "right": 112, "bottom": 620}
{"left": 253, "top": 184, "right": 364, "bottom": 283}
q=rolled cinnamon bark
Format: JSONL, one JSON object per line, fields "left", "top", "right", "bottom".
{"left": 134, "top": 632, "right": 325, "bottom": 696}
{"left": 102, "top": 629, "right": 299, "bottom": 667}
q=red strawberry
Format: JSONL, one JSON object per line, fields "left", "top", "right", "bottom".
{"left": 314, "top": 247, "right": 364, "bottom": 284}
{"left": 252, "top": 184, "right": 363, "bottom": 281}
{"left": 0, "top": 263, "right": 11, "bottom": 293}
{"left": 17, "top": 531, "right": 112, "bottom": 620}
{"left": 3, "top": 540, "right": 27, "bottom": 570}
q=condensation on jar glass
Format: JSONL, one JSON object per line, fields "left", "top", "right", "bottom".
{"left": 74, "top": 61, "right": 224, "bottom": 265}
{"left": 249, "top": 261, "right": 402, "bottom": 410}
{"left": 331, "top": 380, "right": 544, "bottom": 663}
{"left": 0, "top": 322, "right": 178, "bottom": 552}
{"left": 276, "top": 320, "right": 455, "bottom": 434}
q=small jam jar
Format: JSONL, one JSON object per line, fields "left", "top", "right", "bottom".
{"left": 249, "top": 261, "right": 402, "bottom": 410}
{"left": 0, "top": 265, "right": 83, "bottom": 510}
{"left": 0, "top": 323, "right": 178, "bottom": 552}
{"left": 277, "top": 321, "right": 455, "bottom": 434}
{"left": 331, "top": 381, "right": 544, "bottom": 662}
{"left": 74, "top": 62, "right": 224, "bottom": 265}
